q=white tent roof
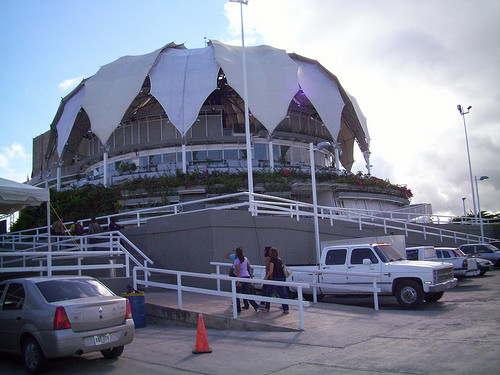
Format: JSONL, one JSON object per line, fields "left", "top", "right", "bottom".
{"left": 0, "top": 177, "right": 49, "bottom": 214}
{"left": 149, "top": 46, "right": 220, "bottom": 137}
{"left": 212, "top": 41, "right": 299, "bottom": 134}
{"left": 82, "top": 47, "right": 165, "bottom": 145}
{"left": 293, "top": 57, "right": 345, "bottom": 140}
{"left": 51, "top": 41, "right": 370, "bottom": 171}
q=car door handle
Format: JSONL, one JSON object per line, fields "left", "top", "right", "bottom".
{"left": 347, "top": 266, "right": 355, "bottom": 269}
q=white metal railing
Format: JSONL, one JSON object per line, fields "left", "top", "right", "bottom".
{"left": 0, "top": 231, "right": 153, "bottom": 277}
{"left": 211, "top": 262, "right": 381, "bottom": 311}
{"left": 133, "top": 266, "right": 311, "bottom": 330}
{"left": 2, "top": 192, "right": 497, "bottom": 252}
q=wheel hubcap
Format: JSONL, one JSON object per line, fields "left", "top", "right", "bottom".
{"left": 401, "top": 286, "right": 417, "bottom": 304}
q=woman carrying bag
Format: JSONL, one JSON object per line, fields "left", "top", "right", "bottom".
{"left": 261, "top": 247, "right": 289, "bottom": 314}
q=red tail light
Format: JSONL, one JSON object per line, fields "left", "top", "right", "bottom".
{"left": 125, "top": 299, "right": 133, "bottom": 319}
{"left": 462, "top": 259, "right": 467, "bottom": 268}
{"left": 54, "top": 306, "right": 71, "bottom": 330}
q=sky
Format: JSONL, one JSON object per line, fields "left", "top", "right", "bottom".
{"left": 0, "top": 0, "right": 498, "bottom": 217}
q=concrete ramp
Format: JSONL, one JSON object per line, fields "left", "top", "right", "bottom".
{"left": 145, "top": 291, "right": 302, "bottom": 332}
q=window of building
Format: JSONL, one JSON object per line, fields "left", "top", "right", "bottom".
{"left": 207, "top": 150, "right": 222, "bottom": 160}
{"left": 224, "top": 149, "right": 239, "bottom": 160}
{"left": 254, "top": 143, "right": 268, "bottom": 161}
{"left": 163, "top": 153, "right": 176, "bottom": 163}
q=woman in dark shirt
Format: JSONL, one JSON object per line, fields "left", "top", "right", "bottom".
{"left": 262, "top": 247, "right": 289, "bottom": 313}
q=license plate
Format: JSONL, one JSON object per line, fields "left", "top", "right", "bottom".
{"left": 94, "top": 333, "right": 111, "bottom": 345}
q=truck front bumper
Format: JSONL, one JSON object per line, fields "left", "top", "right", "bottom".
{"left": 425, "top": 278, "right": 457, "bottom": 293}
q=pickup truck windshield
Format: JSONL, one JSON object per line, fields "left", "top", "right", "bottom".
{"left": 374, "top": 244, "right": 405, "bottom": 262}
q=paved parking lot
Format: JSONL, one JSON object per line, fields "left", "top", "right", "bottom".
{"left": 2, "top": 270, "right": 500, "bottom": 374}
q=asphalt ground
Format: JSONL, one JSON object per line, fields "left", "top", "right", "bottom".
{"left": 2, "top": 269, "right": 499, "bottom": 374}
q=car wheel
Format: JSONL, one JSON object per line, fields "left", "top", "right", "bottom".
{"left": 395, "top": 280, "right": 423, "bottom": 308}
{"left": 22, "top": 337, "right": 46, "bottom": 374}
{"left": 101, "top": 345, "right": 124, "bottom": 359}
{"left": 424, "top": 291, "right": 444, "bottom": 303}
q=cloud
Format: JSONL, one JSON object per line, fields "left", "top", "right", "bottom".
{"left": 224, "top": 0, "right": 500, "bottom": 215}
{"left": 58, "top": 77, "right": 83, "bottom": 92}
{"left": 0, "top": 143, "right": 28, "bottom": 172}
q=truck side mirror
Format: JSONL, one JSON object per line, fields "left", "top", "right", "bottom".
{"left": 362, "top": 258, "right": 374, "bottom": 269}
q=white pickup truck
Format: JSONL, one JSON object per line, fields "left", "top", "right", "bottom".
{"left": 288, "top": 242, "right": 457, "bottom": 308}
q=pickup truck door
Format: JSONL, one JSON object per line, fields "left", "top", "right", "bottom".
{"left": 319, "top": 248, "right": 348, "bottom": 292}
{"left": 347, "top": 247, "right": 382, "bottom": 287}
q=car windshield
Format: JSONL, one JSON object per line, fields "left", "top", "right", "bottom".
{"left": 374, "top": 244, "right": 405, "bottom": 262}
{"left": 36, "top": 278, "right": 115, "bottom": 303}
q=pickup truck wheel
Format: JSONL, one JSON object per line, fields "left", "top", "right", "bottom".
{"left": 424, "top": 291, "right": 444, "bottom": 302}
{"left": 395, "top": 280, "right": 423, "bottom": 308}
{"left": 287, "top": 288, "right": 298, "bottom": 299}
{"left": 304, "top": 293, "right": 324, "bottom": 302}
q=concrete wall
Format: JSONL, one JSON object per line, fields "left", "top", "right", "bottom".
{"left": 122, "top": 210, "right": 489, "bottom": 277}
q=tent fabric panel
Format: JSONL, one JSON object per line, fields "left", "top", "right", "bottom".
{"left": 56, "top": 86, "right": 86, "bottom": 157}
{"left": 82, "top": 47, "right": 164, "bottom": 145}
{"left": 149, "top": 46, "right": 220, "bottom": 136}
{"left": 294, "top": 59, "right": 345, "bottom": 140}
{"left": 346, "top": 92, "right": 370, "bottom": 147}
{"left": 0, "top": 178, "right": 49, "bottom": 214}
{"left": 212, "top": 41, "right": 299, "bottom": 133}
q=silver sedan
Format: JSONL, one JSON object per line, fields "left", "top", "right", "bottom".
{"left": 0, "top": 276, "right": 135, "bottom": 373}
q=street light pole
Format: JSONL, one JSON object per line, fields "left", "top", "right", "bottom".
{"left": 231, "top": 0, "right": 254, "bottom": 213}
{"left": 309, "top": 142, "right": 332, "bottom": 267}
{"left": 475, "top": 175, "right": 489, "bottom": 242}
{"left": 462, "top": 197, "right": 466, "bottom": 217}
{"left": 457, "top": 105, "right": 476, "bottom": 217}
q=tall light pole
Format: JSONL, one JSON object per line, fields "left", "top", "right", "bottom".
{"left": 475, "top": 175, "right": 489, "bottom": 242}
{"left": 461, "top": 197, "right": 466, "bottom": 217}
{"left": 310, "top": 141, "right": 332, "bottom": 266}
{"left": 230, "top": 0, "right": 254, "bottom": 212}
{"left": 457, "top": 105, "right": 476, "bottom": 217}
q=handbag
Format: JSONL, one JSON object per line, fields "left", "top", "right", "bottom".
{"left": 282, "top": 263, "right": 292, "bottom": 278}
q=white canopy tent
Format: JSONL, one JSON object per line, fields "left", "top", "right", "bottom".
{"left": 0, "top": 177, "right": 49, "bottom": 214}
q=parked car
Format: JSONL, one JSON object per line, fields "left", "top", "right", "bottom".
{"left": 458, "top": 244, "right": 500, "bottom": 267}
{"left": 489, "top": 241, "right": 500, "bottom": 251}
{"left": 434, "top": 247, "right": 481, "bottom": 278}
{"left": 454, "top": 248, "right": 494, "bottom": 275}
{"left": 0, "top": 276, "right": 135, "bottom": 373}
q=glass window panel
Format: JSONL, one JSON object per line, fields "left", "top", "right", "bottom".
{"left": 163, "top": 153, "right": 176, "bottom": 163}
{"left": 139, "top": 156, "right": 149, "bottom": 167}
{"left": 224, "top": 149, "right": 239, "bottom": 160}
{"left": 191, "top": 121, "right": 206, "bottom": 138}
{"left": 254, "top": 143, "right": 268, "bottom": 161}
{"left": 149, "top": 154, "right": 162, "bottom": 165}
{"left": 207, "top": 150, "right": 222, "bottom": 160}
{"left": 207, "top": 116, "right": 222, "bottom": 137}
{"left": 193, "top": 150, "right": 208, "bottom": 160}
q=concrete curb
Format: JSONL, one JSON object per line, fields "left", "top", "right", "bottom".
{"left": 145, "top": 303, "right": 299, "bottom": 332}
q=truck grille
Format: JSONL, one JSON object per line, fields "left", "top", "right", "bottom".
{"left": 435, "top": 267, "right": 454, "bottom": 283}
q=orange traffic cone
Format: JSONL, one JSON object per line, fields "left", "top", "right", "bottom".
{"left": 192, "top": 313, "right": 212, "bottom": 354}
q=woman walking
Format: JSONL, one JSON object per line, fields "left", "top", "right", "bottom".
{"left": 261, "top": 247, "right": 289, "bottom": 314}
{"left": 234, "top": 247, "right": 260, "bottom": 314}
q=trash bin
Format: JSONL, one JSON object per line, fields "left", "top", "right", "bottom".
{"left": 122, "top": 292, "right": 146, "bottom": 328}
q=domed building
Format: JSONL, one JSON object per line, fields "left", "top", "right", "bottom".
{"left": 31, "top": 41, "right": 413, "bottom": 212}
